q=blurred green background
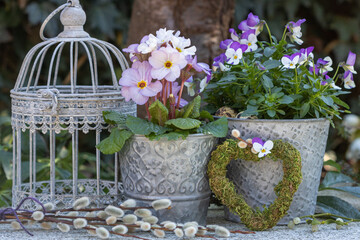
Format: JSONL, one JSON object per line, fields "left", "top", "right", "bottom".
{"left": 0, "top": 0, "right": 359, "bottom": 206}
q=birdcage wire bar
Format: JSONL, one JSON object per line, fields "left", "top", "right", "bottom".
{"left": 11, "top": 0, "right": 136, "bottom": 209}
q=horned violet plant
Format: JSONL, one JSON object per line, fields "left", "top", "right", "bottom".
{"left": 97, "top": 28, "right": 228, "bottom": 154}
{"left": 204, "top": 13, "right": 357, "bottom": 124}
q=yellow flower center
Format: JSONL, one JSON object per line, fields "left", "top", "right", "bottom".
{"left": 176, "top": 47, "right": 182, "bottom": 52}
{"left": 234, "top": 56, "right": 238, "bottom": 59}
{"left": 261, "top": 149, "right": 266, "bottom": 153}
{"left": 248, "top": 42, "right": 252, "bottom": 46}
{"left": 137, "top": 80, "right": 147, "bottom": 89}
{"left": 164, "top": 61, "right": 173, "bottom": 69}
{"left": 290, "top": 63, "right": 294, "bottom": 67}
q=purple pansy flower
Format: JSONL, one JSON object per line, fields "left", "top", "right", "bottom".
{"left": 287, "top": 19, "right": 306, "bottom": 45}
{"left": 240, "top": 29, "right": 258, "bottom": 52}
{"left": 342, "top": 51, "right": 357, "bottom": 74}
{"left": 119, "top": 61, "right": 162, "bottom": 105}
{"left": 252, "top": 137, "right": 274, "bottom": 158}
{"left": 186, "top": 55, "right": 211, "bottom": 75}
{"left": 298, "top": 46, "right": 314, "bottom": 65}
{"left": 238, "top": 12, "right": 260, "bottom": 32}
{"left": 213, "top": 53, "right": 227, "bottom": 66}
{"left": 229, "top": 28, "right": 240, "bottom": 41}
{"left": 344, "top": 71, "right": 355, "bottom": 89}
{"left": 220, "top": 39, "right": 233, "bottom": 50}
{"left": 281, "top": 53, "right": 300, "bottom": 69}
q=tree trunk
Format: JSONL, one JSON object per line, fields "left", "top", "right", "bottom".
{"left": 127, "top": 0, "right": 235, "bottom": 64}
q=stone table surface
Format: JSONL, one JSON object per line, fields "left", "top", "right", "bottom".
{"left": 1, "top": 208, "right": 359, "bottom": 240}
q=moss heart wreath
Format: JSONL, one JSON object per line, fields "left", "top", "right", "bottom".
{"left": 208, "top": 139, "right": 302, "bottom": 231}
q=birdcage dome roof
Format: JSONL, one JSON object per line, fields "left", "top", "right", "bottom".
{"left": 11, "top": 0, "right": 136, "bottom": 134}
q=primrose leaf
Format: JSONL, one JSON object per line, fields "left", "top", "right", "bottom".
{"left": 200, "top": 117, "right": 228, "bottom": 137}
{"left": 165, "top": 118, "right": 201, "bottom": 130}
{"left": 102, "top": 111, "right": 127, "bottom": 126}
{"left": 96, "top": 129, "right": 133, "bottom": 154}
{"left": 126, "top": 116, "right": 169, "bottom": 135}
{"left": 148, "top": 100, "right": 169, "bottom": 126}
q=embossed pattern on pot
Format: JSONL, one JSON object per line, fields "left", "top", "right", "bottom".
{"left": 119, "top": 134, "right": 216, "bottom": 225}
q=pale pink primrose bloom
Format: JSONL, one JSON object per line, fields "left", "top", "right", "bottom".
{"left": 156, "top": 28, "right": 174, "bottom": 45}
{"left": 119, "top": 61, "right": 162, "bottom": 105}
{"left": 171, "top": 36, "right": 197, "bottom": 56}
{"left": 149, "top": 47, "right": 187, "bottom": 82}
{"left": 138, "top": 34, "right": 158, "bottom": 54}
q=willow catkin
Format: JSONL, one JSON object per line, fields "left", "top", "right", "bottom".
{"left": 142, "top": 216, "right": 158, "bottom": 224}
{"left": 104, "top": 205, "right": 124, "bottom": 217}
{"left": 112, "top": 225, "right": 128, "bottom": 234}
{"left": 174, "top": 228, "right": 184, "bottom": 237}
{"left": 31, "top": 211, "right": 44, "bottom": 221}
{"left": 57, "top": 223, "right": 70, "bottom": 233}
{"left": 106, "top": 216, "right": 117, "bottom": 225}
{"left": 134, "top": 209, "right": 152, "bottom": 218}
{"left": 96, "top": 227, "right": 110, "bottom": 239}
{"left": 120, "top": 199, "right": 136, "bottom": 208}
{"left": 10, "top": 221, "right": 21, "bottom": 230}
{"left": 40, "top": 222, "right": 52, "bottom": 230}
{"left": 73, "top": 218, "right": 87, "bottom": 229}
{"left": 151, "top": 199, "right": 172, "bottom": 210}
{"left": 215, "top": 226, "right": 230, "bottom": 237}
{"left": 140, "top": 222, "right": 151, "bottom": 231}
{"left": 72, "top": 197, "right": 90, "bottom": 210}
{"left": 152, "top": 229, "right": 165, "bottom": 238}
{"left": 122, "top": 214, "right": 137, "bottom": 224}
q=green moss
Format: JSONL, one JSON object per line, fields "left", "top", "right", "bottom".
{"left": 208, "top": 139, "right": 302, "bottom": 231}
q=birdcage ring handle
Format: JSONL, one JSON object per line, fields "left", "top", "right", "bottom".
{"left": 39, "top": 1, "right": 75, "bottom": 41}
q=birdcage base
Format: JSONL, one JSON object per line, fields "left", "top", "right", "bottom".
{"left": 12, "top": 179, "right": 124, "bottom": 210}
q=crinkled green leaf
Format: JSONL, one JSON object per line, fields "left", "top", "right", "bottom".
{"left": 199, "top": 117, "right": 228, "bottom": 137}
{"left": 323, "top": 160, "right": 341, "bottom": 172}
{"left": 264, "top": 47, "right": 276, "bottom": 57}
{"left": 199, "top": 110, "right": 214, "bottom": 121}
{"left": 126, "top": 116, "right": 169, "bottom": 135}
{"left": 103, "top": 111, "right": 127, "bottom": 126}
{"left": 317, "top": 196, "right": 360, "bottom": 219}
{"left": 148, "top": 100, "right": 169, "bottom": 126}
{"left": 147, "top": 131, "right": 189, "bottom": 141}
{"left": 96, "top": 129, "right": 133, "bottom": 154}
{"left": 180, "top": 96, "right": 201, "bottom": 119}
{"left": 165, "top": 118, "right": 202, "bottom": 130}
{"left": 262, "top": 60, "right": 281, "bottom": 69}
{"left": 262, "top": 75, "right": 274, "bottom": 89}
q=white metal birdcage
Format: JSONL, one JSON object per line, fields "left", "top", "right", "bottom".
{"left": 11, "top": 0, "right": 136, "bottom": 209}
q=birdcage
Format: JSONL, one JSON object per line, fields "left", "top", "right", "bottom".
{"left": 11, "top": 0, "right": 136, "bottom": 209}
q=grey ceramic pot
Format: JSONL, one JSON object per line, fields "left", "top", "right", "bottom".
{"left": 119, "top": 134, "right": 216, "bottom": 225}
{"left": 223, "top": 118, "right": 330, "bottom": 225}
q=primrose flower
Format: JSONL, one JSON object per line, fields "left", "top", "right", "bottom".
{"left": 119, "top": 61, "right": 162, "bottom": 105}
{"left": 123, "top": 44, "right": 139, "bottom": 62}
{"left": 138, "top": 34, "right": 158, "bottom": 54}
{"left": 238, "top": 12, "right": 263, "bottom": 35}
{"left": 149, "top": 47, "right": 187, "bottom": 82}
{"left": 281, "top": 53, "right": 300, "bottom": 69}
{"left": 171, "top": 36, "right": 197, "bottom": 56}
{"left": 252, "top": 137, "right": 273, "bottom": 158}
{"left": 344, "top": 71, "right": 355, "bottom": 89}
{"left": 156, "top": 28, "right": 174, "bottom": 45}
{"left": 287, "top": 19, "right": 306, "bottom": 45}
{"left": 240, "top": 29, "right": 258, "bottom": 52}
{"left": 342, "top": 51, "right": 357, "bottom": 74}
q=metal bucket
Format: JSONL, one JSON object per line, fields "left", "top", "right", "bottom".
{"left": 119, "top": 134, "right": 216, "bottom": 225}
{"left": 224, "top": 118, "right": 330, "bottom": 224}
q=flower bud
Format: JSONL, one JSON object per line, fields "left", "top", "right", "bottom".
{"left": 293, "top": 217, "right": 301, "bottom": 225}
{"left": 311, "top": 225, "right": 319, "bottom": 232}
{"left": 231, "top": 129, "right": 240, "bottom": 138}
{"left": 336, "top": 224, "right": 342, "bottom": 230}
{"left": 238, "top": 141, "right": 247, "bottom": 148}
{"left": 134, "top": 208, "right": 152, "bottom": 218}
{"left": 336, "top": 218, "right": 344, "bottom": 223}
{"left": 123, "top": 214, "right": 137, "bottom": 224}
{"left": 143, "top": 216, "right": 158, "bottom": 224}
{"left": 40, "top": 222, "right": 52, "bottom": 230}
{"left": 73, "top": 197, "right": 90, "bottom": 210}
{"left": 67, "top": 211, "right": 79, "bottom": 217}
{"left": 152, "top": 229, "right": 165, "bottom": 238}
{"left": 105, "top": 205, "right": 124, "bottom": 217}
{"left": 251, "top": 147, "right": 258, "bottom": 154}
{"left": 215, "top": 226, "right": 230, "bottom": 237}
{"left": 85, "top": 211, "right": 96, "bottom": 218}
{"left": 120, "top": 199, "right": 136, "bottom": 208}
{"left": 174, "top": 228, "right": 184, "bottom": 237}
{"left": 11, "top": 221, "right": 21, "bottom": 230}
{"left": 246, "top": 138, "right": 253, "bottom": 144}
{"left": 164, "top": 222, "right": 177, "bottom": 230}
{"left": 140, "top": 222, "right": 151, "bottom": 231}
{"left": 112, "top": 225, "right": 128, "bottom": 234}
{"left": 184, "top": 226, "right": 197, "bottom": 237}
{"left": 197, "top": 226, "right": 207, "bottom": 235}
{"left": 74, "top": 218, "right": 87, "bottom": 229}
{"left": 32, "top": 211, "right": 44, "bottom": 221}
{"left": 97, "top": 211, "right": 109, "bottom": 219}
{"left": 151, "top": 199, "right": 172, "bottom": 210}
{"left": 288, "top": 220, "right": 295, "bottom": 229}
{"left": 96, "top": 227, "right": 110, "bottom": 239}
{"left": 57, "top": 223, "right": 70, "bottom": 233}
{"left": 105, "top": 216, "right": 117, "bottom": 225}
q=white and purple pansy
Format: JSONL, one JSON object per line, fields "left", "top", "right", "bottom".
{"left": 281, "top": 53, "right": 300, "bottom": 69}
{"left": 298, "top": 46, "right": 314, "bottom": 65}
{"left": 225, "top": 42, "right": 248, "bottom": 65}
{"left": 220, "top": 39, "right": 233, "bottom": 50}
{"left": 287, "top": 19, "right": 306, "bottom": 45}
{"left": 213, "top": 53, "right": 227, "bottom": 67}
{"left": 342, "top": 51, "right": 357, "bottom": 74}
{"left": 252, "top": 137, "right": 274, "bottom": 158}
{"left": 240, "top": 29, "right": 258, "bottom": 52}
{"left": 238, "top": 12, "right": 263, "bottom": 35}
{"left": 229, "top": 28, "right": 240, "bottom": 42}
{"left": 344, "top": 71, "right": 355, "bottom": 89}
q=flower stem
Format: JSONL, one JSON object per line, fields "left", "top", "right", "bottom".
{"left": 264, "top": 22, "right": 273, "bottom": 45}
{"left": 145, "top": 102, "right": 151, "bottom": 120}
{"left": 281, "top": 26, "right": 288, "bottom": 42}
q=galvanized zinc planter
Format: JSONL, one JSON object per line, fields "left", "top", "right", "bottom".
{"left": 223, "top": 118, "right": 330, "bottom": 224}
{"left": 11, "top": 0, "right": 136, "bottom": 209}
{"left": 119, "top": 134, "right": 216, "bottom": 225}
